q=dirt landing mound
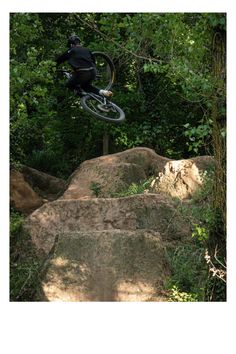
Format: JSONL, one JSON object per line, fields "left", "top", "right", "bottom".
{"left": 41, "top": 230, "right": 169, "bottom": 302}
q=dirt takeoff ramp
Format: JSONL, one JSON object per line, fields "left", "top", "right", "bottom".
{"left": 41, "top": 229, "right": 169, "bottom": 302}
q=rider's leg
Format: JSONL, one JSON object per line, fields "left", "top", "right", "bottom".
{"left": 82, "top": 82, "right": 113, "bottom": 98}
{"left": 79, "top": 71, "right": 100, "bottom": 95}
{"left": 65, "top": 72, "right": 87, "bottom": 96}
{"left": 66, "top": 72, "right": 79, "bottom": 90}
{"left": 80, "top": 71, "right": 113, "bottom": 97}
{"left": 67, "top": 71, "right": 113, "bottom": 98}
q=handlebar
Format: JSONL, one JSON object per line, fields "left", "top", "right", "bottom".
{"left": 56, "top": 68, "right": 69, "bottom": 73}
{"left": 56, "top": 68, "right": 72, "bottom": 80}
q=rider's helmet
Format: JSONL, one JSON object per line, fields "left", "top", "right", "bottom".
{"left": 67, "top": 35, "right": 81, "bottom": 47}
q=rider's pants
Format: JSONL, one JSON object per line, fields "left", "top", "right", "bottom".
{"left": 66, "top": 68, "right": 100, "bottom": 95}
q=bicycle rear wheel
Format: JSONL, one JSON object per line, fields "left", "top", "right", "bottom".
{"left": 92, "top": 52, "right": 115, "bottom": 91}
{"left": 81, "top": 94, "right": 125, "bottom": 123}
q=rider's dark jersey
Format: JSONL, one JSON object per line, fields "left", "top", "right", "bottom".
{"left": 56, "top": 45, "right": 96, "bottom": 70}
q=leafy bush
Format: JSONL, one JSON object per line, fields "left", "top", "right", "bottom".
{"left": 111, "top": 177, "right": 154, "bottom": 197}
{"left": 176, "top": 170, "right": 215, "bottom": 237}
{"left": 10, "top": 210, "right": 42, "bottom": 301}
{"left": 184, "top": 120, "right": 213, "bottom": 154}
{"left": 168, "top": 285, "right": 198, "bottom": 302}
{"left": 166, "top": 169, "right": 226, "bottom": 301}
{"left": 10, "top": 211, "right": 24, "bottom": 238}
{"left": 10, "top": 259, "right": 41, "bottom": 301}
{"left": 165, "top": 243, "right": 206, "bottom": 301}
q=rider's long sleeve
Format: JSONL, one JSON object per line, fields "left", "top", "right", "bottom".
{"left": 56, "top": 50, "right": 71, "bottom": 66}
{"left": 56, "top": 46, "right": 96, "bottom": 70}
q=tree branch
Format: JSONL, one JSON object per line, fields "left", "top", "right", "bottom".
{"left": 77, "top": 15, "right": 162, "bottom": 64}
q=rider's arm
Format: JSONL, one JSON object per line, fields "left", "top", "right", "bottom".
{"left": 56, "top": 49, "right": 72, "bottom": 66}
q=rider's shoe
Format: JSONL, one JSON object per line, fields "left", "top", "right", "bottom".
{"left": 99, "top": 89, "right": 113, "bottom": 98}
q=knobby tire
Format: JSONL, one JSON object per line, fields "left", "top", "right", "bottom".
{"left": 81, "top": 95, "right": 125, "bottom": 123}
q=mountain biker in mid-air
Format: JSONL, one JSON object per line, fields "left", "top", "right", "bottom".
{"left": 56, "top": 35, "right": 113, "bottom": 98}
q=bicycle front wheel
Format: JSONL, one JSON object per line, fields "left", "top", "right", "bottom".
{"left": 92, "top": 52, "right": 115, "bottom": 91}
{"left": 81, "top": 95, "right": 125, "bottom": 123}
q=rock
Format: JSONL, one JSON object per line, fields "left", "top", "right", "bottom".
{"left": 62, "top": 147, "right": 169, "bottom": 199}
{"left": 62, "top": 162, "right": 146, "bottom": 198}
{"left": 40, "top": 230, "right": 169, "bottom": 302}
{"left": 24, "top": 194, "right": 190, "bottom": 255}
{"left": 10, "top": 170, "right": 44, "bottom": 214}
{"left": 10, "top": 165, "right": 67, "bottom": 214}
{"left": 61, "top": 148, "right": 213, "bottom": 200}
{"left": 150, "top": 156, "right": 214, "bottom": 199}
{"left": 20, "top": 148, "right": 214, "bottom": 301}
{"left": 21, "top": 165, "right": 66, "bottom": 200}
{"left": 191, "top": 155, "right": 215, "bottom": 172}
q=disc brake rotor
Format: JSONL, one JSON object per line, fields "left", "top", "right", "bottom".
{"left": 97, "top": 103, "right": 112, "bottom": 112}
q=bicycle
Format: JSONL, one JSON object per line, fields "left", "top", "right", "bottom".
{"left": 57, "top": 52, "right": 125, "bottom": 123}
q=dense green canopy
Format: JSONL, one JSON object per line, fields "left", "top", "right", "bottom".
{"left": 10, "top": 13, "right": 226, "bottom": 177}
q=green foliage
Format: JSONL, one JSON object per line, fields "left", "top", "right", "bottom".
{"left": 165, "top": 170, "right": 218, "bottom": 301}
{"left": 192, "top": 224, "right": 209, "bottom": 243}
{"left": 184, "top": 120, "right": 212, "bottom": 154}
{"left": 167, "top": 168, "right": 226, "bottom": 301}
{"left": 10, "top": 210, "right": 24, "bottom": 238}
{"left": 165, "top": 243, "right": 206, "bottom": 301}
{"left": 205, "top": 273, "right": 226, "bottom": 301}
{"left": 176, "top": 170, "right": 216, "bottom": 236}
{"left": 10, "top": 13, "right": 57, "bottom": 166}
{"left": 90, "top": 181, "right": 102, "bottom": 197}
{"left": 10, "top": 210, "right": 42, "bottom": 301}
{"left": 207, "top": 13, "right": 226, "bottom": 30}
{"left": 10, "top": 12, "right": 224, "bottom": 174}
{"left": 112, "top": 177, "right": 154, "bottom": 197}
{"left": 168, "top": 285, "right": 198, "bottom": 302}
{"left": 10, "top": 258, "right": 41, "bottom": 301}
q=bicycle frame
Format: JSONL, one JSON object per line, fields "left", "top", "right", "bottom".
{"left": 86, "top": 92, "right": 108, "bottom": 105}
{"left": 56, "top": 66, "right": 125, "bottom": 123}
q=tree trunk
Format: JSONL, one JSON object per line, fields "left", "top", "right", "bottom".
{"left": 103, "top": 129, "right": 109, "bottom": 155}
{"left": 209, "top": 28, "right": 226, "bottom": 253}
